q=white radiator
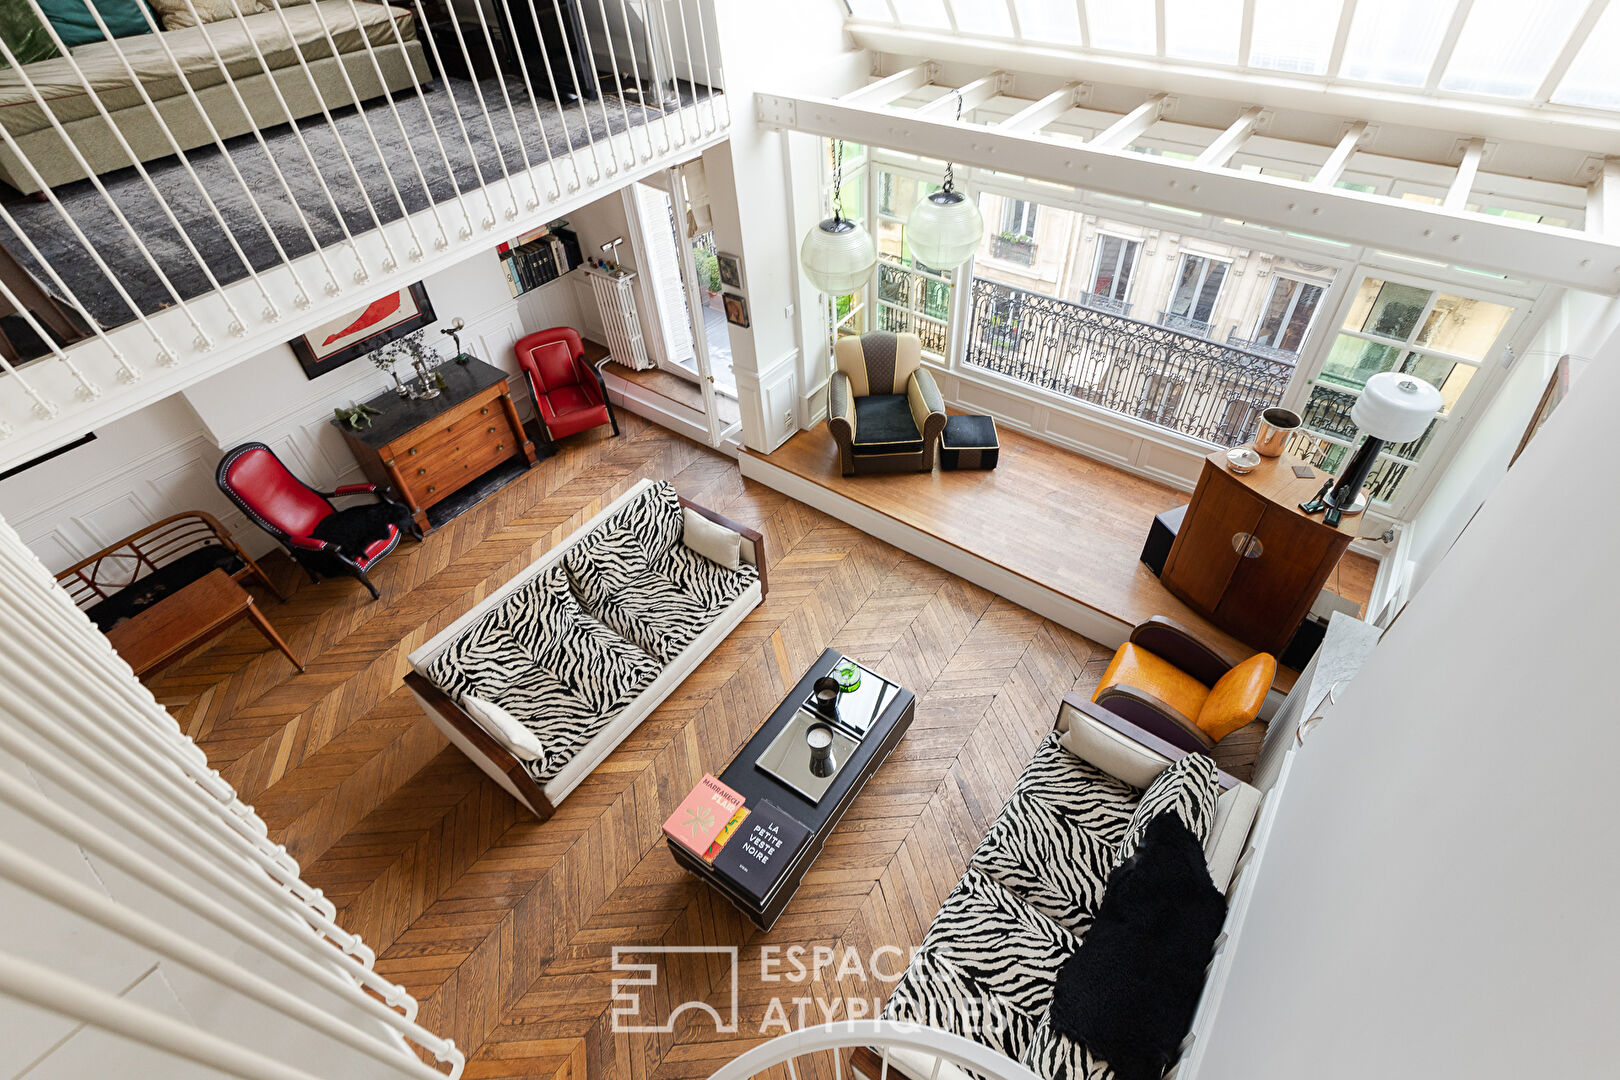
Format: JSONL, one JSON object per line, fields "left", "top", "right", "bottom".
{"left": 586, "top": 265, "right": 653, "bottom": 371}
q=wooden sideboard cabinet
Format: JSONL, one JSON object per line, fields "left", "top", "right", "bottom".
{"left": 1161, "top": 448, "right": 1358, "bottom": 656}
{"left": 336, "top": 358, "right": 536, "bottom": 534}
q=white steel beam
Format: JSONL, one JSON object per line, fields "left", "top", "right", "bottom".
{"left": 999, "top": 83, "right": 1085, "bottom": 134}
{"left": 1536, "top": 0, "right": 1610, "bottom": 103}
{"left": 757, "top": 89, "right": 1620, "bottom": 293}
{"left": 842, "top": 21, "right": 1620, "bottom": 157}
{"left": 1424, "top": 0, "right": 1475, "bottom": 91}
{"left": 1090, "top": 93, "right": 1168, "bottom": 150}
{"left": 913, "top": 72, "right": 1010, "bottom": 117}
{"left": 1238, "top": 0, "right": 1255, "bottom": 67}
{"left": 1326, "top": 0, "right": 1358, "bottom": 79}
{"left": 1587, "top": 158, "right": 1620, "bottom": 237}
{"left": 1445, "top": 137, "right": 1486, "bottom": 210}
{"left": 842, "top": 64, "right": 937, "bottom": 107}
{"left": 1313, "top": 121, "right": 1369, "bottom": 188}
{"left": 1195, "top": 106, "right": 1265, "bottom": 167}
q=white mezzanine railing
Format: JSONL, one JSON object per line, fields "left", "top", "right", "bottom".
{"left": 0, "top": 0, "right": 729, "bottom": 468}
{"left": 0, "top": 512, "right": 460, "bottom": 1077}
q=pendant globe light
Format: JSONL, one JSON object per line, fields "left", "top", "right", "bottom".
{"left": 800, "top": 139, "right": 876, "bottom": 294}
{"left": 905, "top": 90, "right": 983, "bottom": 269}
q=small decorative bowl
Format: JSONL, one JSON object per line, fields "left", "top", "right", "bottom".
{"left": 1226, "top": 447, "right": 1261, "bottom": 474}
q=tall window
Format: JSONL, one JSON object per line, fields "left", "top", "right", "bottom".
{"left": 1001, "top": 199, "right": 1038, "bottom": 238}
{"left": 1089, "top": 235, "right": 1139, "bottom": 303}
{"left": 1164, "top": 253, "right": 1229, "bottom": 333}
{"left": 1253, "top": 276, "right": 1325, "bottom": 354}
{"left": 874, "top": 166, "right": 953, "bottom": 358}
{"left": 1296, "top": 276, "right": 1515, "bottom": 508}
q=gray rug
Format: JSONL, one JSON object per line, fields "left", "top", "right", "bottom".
{"left": 0, "top": 75, "right": 715, "bottom": 332}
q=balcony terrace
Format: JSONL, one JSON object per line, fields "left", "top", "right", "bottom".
{"left": 0, "top": 0, "right": 726, "bottom": 466}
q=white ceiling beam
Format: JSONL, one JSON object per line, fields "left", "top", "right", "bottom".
{"left": 1154, "top": 0, "right": 1167, "bottom": 58}
{"left": 1326, "top": 0, "right": 1358, "bottom": 79}
{"left": 1445, "top": 138, "right": 1487, "bottom": 210}
{"left": 842, "top": 64, "right": 937, "bottom": 107}
{"left": 999, "top": 84, "right": 1086, "bottom": 135}
{"left": 1536, "top": 0, "right": 1611, "bottom": 103}
{"left": 1090, "top": 93, "right": 1169, "bottom": 151}
{"left": 842, "top": 24, "right": 1620, "bottom": 157}
{"left": 1424, "top": 0, "right": 1476, "bottom": 91}
{"left": 1312, "top": 121, "right": 1370, "bottom": 188}
{"left": 1587, "top": 158, "right": 1620, "bottom": 237}
{"left": 1074, "top": 0, "right": 1090, "bottom": 49}
{"left": 913, "top": 73, "right": 1011, "bottom": 118}
{"left": 1195, "top": 106, "right": 1265, "bottom": 167}
{"left": 756, "top": 89, "right": 1620, "bottom": 293}
{"left": 1237, "top": 0, "right": 1256, "bottom": 68}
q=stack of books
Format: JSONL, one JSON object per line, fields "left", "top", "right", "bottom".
{"left": 663, "top": 775, "right": 810, "bottom": 906}
{"left": 497, "top": 222, "right": 582, "bottom": 298}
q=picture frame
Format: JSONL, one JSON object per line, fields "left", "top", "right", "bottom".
{"left": 291, "top": 282, "right": 437, "bottom": 380}
{"left": 1508, "top": 354, "right": 1571, "bottom": 468}
{"left": 723, "top": 292, "right": 750, "bottom": 329}
{"left": 716, "top": 251, "right": 743, "bottom": 290}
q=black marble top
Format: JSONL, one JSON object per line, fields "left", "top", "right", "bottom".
{"left": 335, "top": 357, "right": 511, "bottom": 448}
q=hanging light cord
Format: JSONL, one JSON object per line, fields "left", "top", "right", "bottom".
{"left": 831, "top": 138, "right": 845, "bottom": 224}
{"left": 941, "top": 89, "right": 963, "bottom": 194}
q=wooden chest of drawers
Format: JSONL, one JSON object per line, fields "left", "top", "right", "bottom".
{"left": 336, "top": 358, "right": 536, "bottom": 533}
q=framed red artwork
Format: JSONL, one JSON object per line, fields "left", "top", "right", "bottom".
{"left": 291, "top": 282, "right": 437, "bottom": 379}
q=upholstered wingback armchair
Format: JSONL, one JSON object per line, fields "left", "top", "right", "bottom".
{"left": 1091, "top": 617, "right": 1277, "bottom": 753}
{"left": 827, "top": 331, "right": 946, "bottom": 476}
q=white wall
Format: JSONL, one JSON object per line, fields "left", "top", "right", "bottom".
{"left": 1193, "top": 316, "right": 1620, "bottom": 1076}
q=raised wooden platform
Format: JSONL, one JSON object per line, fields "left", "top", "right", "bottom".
{"left": 742, "top": 425, "right": 1377, "bottom": 694}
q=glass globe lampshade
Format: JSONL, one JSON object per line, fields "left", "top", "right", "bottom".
{"left": 800, "top": 217, "right": 877, "bottom": 294}
{"left": 906, "top": 189, "right": 983, "bottom": 268}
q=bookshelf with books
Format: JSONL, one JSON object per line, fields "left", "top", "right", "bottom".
{"left": 497, "top": 220, "right": 583, "bottom": 298}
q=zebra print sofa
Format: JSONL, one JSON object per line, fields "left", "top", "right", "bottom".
{"left": 864, "top": 694, "right": 1262, "bottom": 1080}
{"left": 403, "top": 479, "right": 766, "bottom": 820}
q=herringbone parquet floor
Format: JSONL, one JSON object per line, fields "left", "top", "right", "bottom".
{"left": 148, "top": 414, "right": 1263, "bottom": 1080}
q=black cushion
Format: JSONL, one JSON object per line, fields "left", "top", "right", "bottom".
{"left": 942, "top": 413, "right": 998, "bottom": 450}
{"left": 852, "top": 394, "right": 922, "bottom": 455}
{"left": 1049, "top": 812, "right": 1227, "bottom": 1080}
{"left": 82, "top": 546, "right": 244, "bottom": 631}
{"left": 311, "top": 502, "right": 411, "bottom": 561}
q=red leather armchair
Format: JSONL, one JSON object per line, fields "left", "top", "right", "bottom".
{"left": 216, "top": 443, "right": 418, "bottom": 601}
{"left": 514, "top": 327, "right": 619, "bottom": 444}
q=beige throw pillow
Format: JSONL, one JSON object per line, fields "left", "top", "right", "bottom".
{"left": 681, "top": 506, "right": 741, "bottom": 570}
{"left": 148, "top": 0, "right": 271, "bottom": 31}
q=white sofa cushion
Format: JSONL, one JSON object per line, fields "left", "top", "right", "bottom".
{"left": 1205, "top": 782, "right": 1262, "bottom": 892}
{"left": 462, "top": 694, "right": 544, "bottom": 761}
{"left": 681, "top": 506, "right": 741, "bottom": 569}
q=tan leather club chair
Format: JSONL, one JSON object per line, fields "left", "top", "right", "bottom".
{"left": 826, "top": 331, "right": 946, "bottom": 476}
{"left": 1091, "top": 617, "right": 1277, "bottom": 752}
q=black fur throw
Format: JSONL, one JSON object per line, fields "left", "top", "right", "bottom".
{"left": 1050, "top": 812, "right": 1227, "bottom": 1080}
{"left": 311, "top": 502, "right": 411, "bottom": 560}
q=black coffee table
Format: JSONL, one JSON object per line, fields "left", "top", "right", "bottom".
{"left": 667, "top": 648, "right": 915, "bottom": 930}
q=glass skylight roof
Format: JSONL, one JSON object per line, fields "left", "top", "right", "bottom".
{"left": 846, "top": 0, "right": 1620, "bottom": 114}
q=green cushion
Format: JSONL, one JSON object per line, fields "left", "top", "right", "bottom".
{"left": 37, "top": 0, "right": 153, "bottom": 48}
{"left": 0, "top": 0, "right": 63, "bottom": 66}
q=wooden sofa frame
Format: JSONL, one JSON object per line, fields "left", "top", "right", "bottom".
{"left": 55, "top": 510, "right": 284, "bottom": 612}
{"left": 404, "top": 493, "right": 767, "bottom": 823}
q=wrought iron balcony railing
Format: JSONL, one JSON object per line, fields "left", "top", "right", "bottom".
{"left": 1077, "top": 290, "right": 1132, "bottom": 318}
{"left": 1225, "top": 331, "right": 1300, "bottom": 363}
{"left": 966, "top": 278, "right": 1297, "bottom": 446}
{"left": 1157, "top": 309, "right": 1214, "bottom": 338}
{"left": 0, "top": 0, "right": 728, "bottom": 467}
{"left": 877, "top": 258, "right": 950, "bottom": 354}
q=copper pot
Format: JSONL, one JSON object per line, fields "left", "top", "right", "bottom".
{"left": 1253, "top": 407, "right": 1301, "bottom": 457}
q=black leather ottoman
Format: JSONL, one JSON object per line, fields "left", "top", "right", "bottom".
{"left": 940, "top": 415, "right": 999, "bottom": 470}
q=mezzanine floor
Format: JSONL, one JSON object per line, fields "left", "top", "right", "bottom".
{"left": 141, "top": 414, "right": 1345, "bottom": 1076}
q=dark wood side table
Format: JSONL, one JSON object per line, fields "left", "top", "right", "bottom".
{"left": 335, "top": 358, "right": 536, "bottom": 535}
{"left": 668, "top": 649, "right": 915, "bottom": 930}
{"left": 105, "top": 569, "right": 304, "bottom": 679}
{"left": 1161, "top": 448, "right": 1358, "bottom": 655}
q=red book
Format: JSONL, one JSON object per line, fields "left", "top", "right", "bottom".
{"left": 663, "top": 774, "right": 745, "bottom": 857}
